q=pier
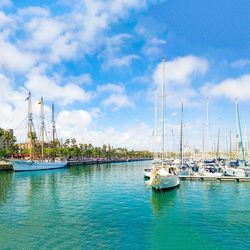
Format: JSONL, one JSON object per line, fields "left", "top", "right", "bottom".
{"left": 179, "top": 175, "right": 250, "bottom": 182}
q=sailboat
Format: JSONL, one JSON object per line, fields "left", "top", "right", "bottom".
{"left": 11, "top": 92, "right": 67, "bottom": 171}
{"left": 150, "top": 58, "right": 180, "bottom": 191}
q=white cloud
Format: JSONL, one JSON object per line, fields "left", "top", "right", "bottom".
{"left": 101, "top": 94, "right": 133, "bottom": 109}
{"left": 0, "top": 0, "right": 12, "bottom": 8}
{"left": 17, "top": 6, "right": 50, "bottom": 17}
{"left": 203, "top": 74, "right": 250, "bottom": 101}
{"left": 142, "top": 37, "right": 167, "bottom": 57}
{"left": 97, "top": 83, "right": 124, "bottom": 93}
{"left": 84, "top": 122, "right": 153, "bottom": 150}
{"left": 0, "top": 11, "right": 12, "bottom": 26}
{"left": 0, "top": 38, "right": 36, "bottom": 72}
{"left": 231, "top": 59, "right": 250, "bottom": 68}
{"left": 151, "top": 55, "right": 208, "bottom": 107}
{"left": 56, "top": 109, "right": 92, "bottom": 139}
{"left": 25, "top": 67, "right": 92, "bottom": 105}
{"left": 101, "top": 33, "right": 140, "bottom": 69}
{"left": 97, "top": 83, "right": 133, "bottom": 109}
{"left": 153, "top": 55, "right": 208, "bottom": 85}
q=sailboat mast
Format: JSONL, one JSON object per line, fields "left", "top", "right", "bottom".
{"left": 216, "top": 128, "right": 220, "bottom": 159}
{"left": 206, "top": 98, "right": 209, "bottom": 158}
{"left": 40, "top": 97, "right": 45, "bottom": 161}
{"left": 28, "top": 92, "right": 33, "bottom": 160}
{"left": 161, "top": 58, "right": 165, "bottom": 162}
{"left": 180, "top": 102, "right": 184, "bottom": 165}
{"left": 235, "top": 98, "right": 239, "bottom": 158}
{"left": 229, "top": 130, "right": 232, "bottom": 160}
{"left": 236, "top": 98, "right": 245, "bottom": 162}
{"left": 52, "top": 103, "right": 56, "bottom": 143}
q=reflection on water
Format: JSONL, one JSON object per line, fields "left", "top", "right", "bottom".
{"left": 0, "top": 172, "right": 13, "bottom": 205}
{"left": 151, "top": 188, "right": 178, "bottom": 217}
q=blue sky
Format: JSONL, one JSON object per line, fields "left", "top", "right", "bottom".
{"left": 0, "top": 0, "right": 250, "bottom": 151}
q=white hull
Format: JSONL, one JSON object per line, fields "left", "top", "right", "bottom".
{"left": 144, "top": 168, "right": 152, "bottom": 178}
{"left": 12, "top": 160, "right": 67, "bottom": 172}
{"left": 224, "top": 168, "right": 246, "bottom": 177}
{"left": 201, "top": 172, "right": 222, "bottom": 177}
{"left": 150, "top": 169, "right": 179, "bottom": 190}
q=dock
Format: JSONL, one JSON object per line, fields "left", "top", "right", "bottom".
{"left": 179, "top": 175, "right": 250, "bottom": 182}
{"left": 0, "top": 161, "right": 12, "bottom": 171}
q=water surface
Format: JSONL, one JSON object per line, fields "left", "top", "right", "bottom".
{"left": 0, "top": 161, "right": 249, "bottom": 249}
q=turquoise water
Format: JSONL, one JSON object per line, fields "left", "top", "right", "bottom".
{"left": 0, "top": 161, "right": 250, "bottom": 249}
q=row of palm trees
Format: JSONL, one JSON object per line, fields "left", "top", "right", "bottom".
{"left": 20, "top": 138, "right": 153, "bottom": 160}
{"left": 0, "top": 126, "right": 153, "bottom": 160}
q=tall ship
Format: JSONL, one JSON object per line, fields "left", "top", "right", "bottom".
{"left": 11, "top": 92, "right": 67, "bottom": 171}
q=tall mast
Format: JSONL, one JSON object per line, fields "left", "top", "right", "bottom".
{"left": 40, "top": 97, "right": 45, "bottom": 161}
{"left": 27, "top": 91, "right": 33, "bottom": 160}
{"left": 229, "top": 130, "right": 232, "bottom": 160}
{"left": 180, "top": 102, "right": 184, "bottom": 165}
{"left": 52, "top": 103, "right": 56, "bottom": 143}
{"left": 216, "top": 128, "right": 220, "bottom": 159}
{"left": 236, "top": 98, "right": 245, "bottom": 162}
{"left": 161, "top": 58, "right": 165, "bottom": 162}
{"left": 235, "top": 98, "right": 239, "bottom": 158}
{"left": 206, "top": 98, "right": 209, "bottom": 158}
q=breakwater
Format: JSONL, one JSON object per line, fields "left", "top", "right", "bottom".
{"left": 67, "top": 158, "right": 151, "bottom": 166}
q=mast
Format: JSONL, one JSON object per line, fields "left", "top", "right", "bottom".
{"left": 206, "top": 98, "right": 209, "bottom": 158}
{"left": 235, "top": 98, "right": 239, "bottom": 158}
{"left": 27, "top": 91, "right": 33, "bottom": 160}
{"left": 216, "top": 128, "right": 220, "bottom": 159}
{"left": 180, "top": 102, "right": 184, "bottom": 165}
{"left": 40, "top": 97, "right": 45, "bottom": 161}
{"left": 236, "top": 98, "right": 245, "bottom": 163}
{"left": 161, "top": 58, "right": 165, "bottom": 162}
{"left": 229, "top": 130, "right": 232, "bottom": 160}
{"left": 52, "top": 103, "right": 56, "bottom": 143}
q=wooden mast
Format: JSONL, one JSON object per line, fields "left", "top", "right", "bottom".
{"left": 27, "top": 91, "right": 33, "bottom": 160}
{"left": 40, "top": 97, "right": 45, "bottom": 161}
{"left": 52, "top": 103, "right": 56, "bottom": 144}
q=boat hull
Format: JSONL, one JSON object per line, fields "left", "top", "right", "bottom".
{"left": 151, "top": 174, "right": 180, "bottom": 191}
{"left": 144, "top": 168, "right": 152, "bottom": 178}
{"left": 11, "top": 160, "right": 68, "bottom": 172}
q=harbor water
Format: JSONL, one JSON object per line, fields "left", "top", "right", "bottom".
{"left": 0, "top": 161, "right": 250, "bottom": 249}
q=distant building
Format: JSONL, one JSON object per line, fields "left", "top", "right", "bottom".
{"left": 18, "top": 141, "right": 50, "bottom": 149}
{"left": 0, "top": 129, "right": 14, "bottom": 150}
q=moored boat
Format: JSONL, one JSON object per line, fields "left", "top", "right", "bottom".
{"left": 12, "top": 160, "right": 67, "bottom": 172}
{"left": 12, "top": 92, "right": 67, "bottom": 172}
{"left": 149, "top": 58, "right": 180, "bottom": 191}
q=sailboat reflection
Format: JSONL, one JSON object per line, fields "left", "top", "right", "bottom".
{"left": 0, "top": 172, "right": 13, "bottom": 205}
{"left": 151, "top": 188, "right": 178, "bottom": 216}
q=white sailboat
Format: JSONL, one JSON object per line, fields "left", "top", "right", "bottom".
{"left": 12, "top": 92, "right": 67, "bottom": 171}
{"left": 150, "top": 58, "right": 180, "bottom": 191}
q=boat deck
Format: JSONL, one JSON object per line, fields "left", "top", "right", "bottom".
{"left": 179, "top": 175, "right": 250, "bottom": 182}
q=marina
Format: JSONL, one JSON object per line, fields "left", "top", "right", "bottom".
{"left": 0, "top": 0, "right": 250, "bottom": 249}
